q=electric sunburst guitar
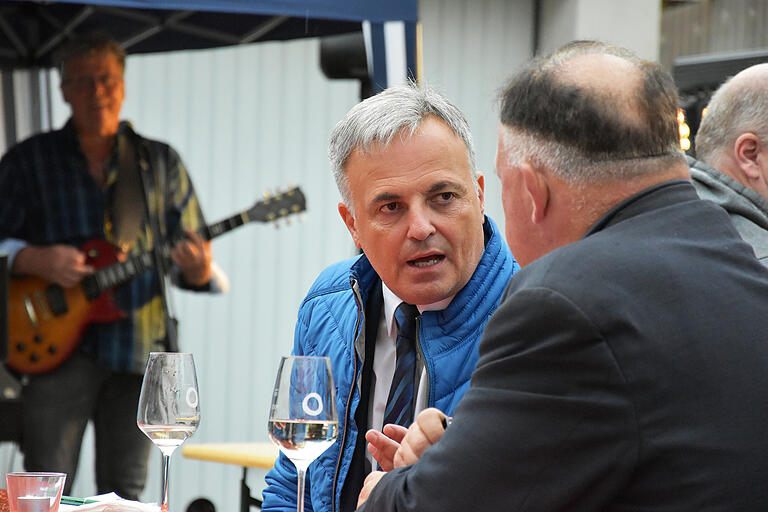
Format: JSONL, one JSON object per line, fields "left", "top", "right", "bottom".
{"left": 7, "top": 187, "right": 306, "bottom": 375}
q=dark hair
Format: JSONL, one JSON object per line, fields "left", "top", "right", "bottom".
{"left": 499, "top": 41, "right": 681, "bottom": 163}
{"left": 55, "top": 33, "right": 126, "bottom": 81}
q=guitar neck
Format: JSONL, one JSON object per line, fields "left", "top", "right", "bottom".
{"left": 82, "top": 251, "right": 156, "bottom": 299}
{"left": 86, "top": 212, "right": 251, "bottom": 296}
{"left": 81, "top": 186, "right": 306, "bottom": 298}
{"left": 202, "top": 211, "right": 250, "bottom": 241}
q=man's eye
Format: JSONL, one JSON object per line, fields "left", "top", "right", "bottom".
{"left": 438, "top": 192, "right": 455, "bottom": 201}
{"left": 382, "top": 202, "right": 398, "bottom": 212}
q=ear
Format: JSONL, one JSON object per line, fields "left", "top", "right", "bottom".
{"left": 734, "top": 133, "right": 764, "bottom": 180}
{"left": 519, "top": 162, "right": 550, "bottom": 223}
{"left": 338, "top": 202, "right": 362, "bottom": 249}
{"left": 476, "top": 172, "right": 485, "bottom": 216}
{"left": 61, "top": 83, "right": 72, "bottom": 106}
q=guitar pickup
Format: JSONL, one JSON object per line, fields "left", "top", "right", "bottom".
{"left": 81, "top": 274, "right": 101, "bottom": 301}
{"left": 45, "top": 285, "right": 68, "bottom": 316}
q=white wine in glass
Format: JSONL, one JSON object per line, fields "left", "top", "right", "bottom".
{"left": 268, "top": 356, "right": 338, "bottom": 512}
{"left": 137, "top": 352, "right": 200, "bottom": 512}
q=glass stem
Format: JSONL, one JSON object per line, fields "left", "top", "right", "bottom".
{"left": 161, "top": 453, "right": 171, "bottom": 512}
{"left": 296, "top": 464, "right": 308, "bottom": 512}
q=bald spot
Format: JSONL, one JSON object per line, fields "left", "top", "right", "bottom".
{"left": 554, "top": 53, "right": 645, "bottom": 127}
{"left": 723, "top": 63, "right": 768, "bottom": 95}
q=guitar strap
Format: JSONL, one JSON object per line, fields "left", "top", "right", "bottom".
{"left": 113, "top": 123, "right": 144, "bottom": 252}
{"left": 124, "top": 123, "right": 179, "bottom": 353}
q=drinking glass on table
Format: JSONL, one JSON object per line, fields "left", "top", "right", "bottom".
{"left": 268, "top": 356, "right": 338, "bottom": 512}
{"left": 5, "top": 472, "right": 66, "bottom": 512}
{"left": 137, "top": 352, "right": 200, "bottom": 512}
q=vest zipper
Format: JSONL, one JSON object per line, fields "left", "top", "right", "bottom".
{"left": 414, "top": 316, "right": 431, "bottom": 412}
{"left": 331, "top": 278, "right": 363, "bottom": 512}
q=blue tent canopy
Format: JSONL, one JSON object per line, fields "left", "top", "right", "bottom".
{"left": 58, "top": 0, "right": 418, "bottom": 21}
{"left": 0, "top": 0, "right": 418, "bottom": 91}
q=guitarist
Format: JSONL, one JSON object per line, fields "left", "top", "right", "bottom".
{"left": 0, "top": 34, "right": 227, "bottom": 500}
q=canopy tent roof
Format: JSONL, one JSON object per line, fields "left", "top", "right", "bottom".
{"left": 0, "top": 0, "right": 418, "bottom": 68}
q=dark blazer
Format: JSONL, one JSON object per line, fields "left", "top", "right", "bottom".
{"left": 359, "top": 180, "right": 768, "bottom": 511}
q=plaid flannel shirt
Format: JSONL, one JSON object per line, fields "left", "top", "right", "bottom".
{"left": 0, "top": 119, "right": 211, "bottom": 373}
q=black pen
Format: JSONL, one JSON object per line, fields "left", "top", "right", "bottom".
{"left": 441, "top": 416, "right": 453, "bottom": 429}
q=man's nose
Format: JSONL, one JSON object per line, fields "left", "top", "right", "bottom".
{"left": 92, "top": 79, "right": 109, "bottom": 95}
{"left": 406, "top": 206, "right": 436, "bottom": 241}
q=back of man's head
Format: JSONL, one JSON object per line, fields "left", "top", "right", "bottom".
{"left": 498, "top": 40, "right": 685, "bottom": 185}
{"left": 695, "top": 64, "right": 768, "bottom": 171}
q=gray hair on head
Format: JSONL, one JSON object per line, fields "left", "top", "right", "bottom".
{"left": 328, "top": 82, "right": 478, "bottom": 212}
{"left": 695, "top": 67, "right": 768, "bottom": 168}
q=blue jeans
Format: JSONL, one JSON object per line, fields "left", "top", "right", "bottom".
{"left": 21, "top": 353, "right": 152, "bottom": 500}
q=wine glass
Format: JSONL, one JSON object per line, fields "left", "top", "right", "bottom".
{"left": 268, "top": 356, "right": 338, "bottom": 512}
{"left": 137, "top": 352, "right": 200, "bottom": 512}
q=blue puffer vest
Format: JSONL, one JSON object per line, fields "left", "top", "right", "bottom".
{"left": 262, "top": 217, "right": 518, "bottom": 512}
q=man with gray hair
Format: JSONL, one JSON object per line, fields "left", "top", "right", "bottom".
{"left": 261, "top": 84, "right": 518, "bottom": 512}
{"left": 357, "top": 41, "right": 768, "bottom": 511}
{"left": 689, "top": 63, "right": 768, "bottom": 267}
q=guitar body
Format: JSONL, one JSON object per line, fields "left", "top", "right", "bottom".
{"left": 6, "top": 186, "right": 307, "bottom": 375}
{"left": 7, "top": 239, "right": 126, "bottom": 374}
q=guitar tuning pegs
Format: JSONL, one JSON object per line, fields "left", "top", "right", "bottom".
{"left": 284, "top": 217, "right": 292, "bottom": 226}
{"left": 279, "top": 208, "right": 289, "bottom": 218}
{"left": 263, "top": 189, "right": 272, "bottom": 203}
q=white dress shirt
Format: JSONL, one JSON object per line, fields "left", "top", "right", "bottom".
{"left": 366, "top": 283, "right": 453, "bottom": 468}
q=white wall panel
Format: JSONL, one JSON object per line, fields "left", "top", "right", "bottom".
{"left": 540, "top": 0, "right": 661, "bottom": 60}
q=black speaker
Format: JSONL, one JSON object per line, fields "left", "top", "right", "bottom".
{"left": 320, "top": 31, "right": 373, "bottom": 100}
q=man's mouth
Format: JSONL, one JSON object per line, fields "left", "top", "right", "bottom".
{"left": 408, "top": 255, "right": 445, "bottom": 268}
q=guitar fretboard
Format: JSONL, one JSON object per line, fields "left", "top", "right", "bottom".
{"left": 79, "top": 186, "right": 305, "bottom": 300}
{"left": 205, "top": 212, "right": 248, "bottom": 240}
{"left": 82, "top": 252, "right": 156, "bottom": 300}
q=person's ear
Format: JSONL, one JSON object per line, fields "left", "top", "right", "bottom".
{"left": 338, "top": 202, "right": 362, "bottom": 249}
{"left": 61, "top": 83, "right": 72, "bottom": 106}
{"left": 734, "top": 133, "right": 764, "bottom": 181}
{"left": 519, "top": 162, "right": 550, "bottom": 223}
{"left": 476, "top": 172, "right": 485, "bottom": 216}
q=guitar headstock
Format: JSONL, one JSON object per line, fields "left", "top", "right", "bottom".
{"left": 246, "top": 186, "right": 307, "bottom": 223}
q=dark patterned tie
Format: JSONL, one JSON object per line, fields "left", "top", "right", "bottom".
{"left": 383, "top": 302, "right": 420, "bottom": 427}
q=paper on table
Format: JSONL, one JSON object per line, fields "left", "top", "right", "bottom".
{"left": 58, "top": 493, "right": 159, "bottom": 512}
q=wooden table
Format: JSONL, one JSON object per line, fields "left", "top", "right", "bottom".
{"left": 182, "top": 442, "right": 279, "bottom": 512}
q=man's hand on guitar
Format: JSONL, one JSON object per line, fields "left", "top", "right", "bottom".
{"left": 170, "top": 229, "right": 213, "bottom": 286}
{"left": 13, "top": 245, "right": 95, "bottom": 288}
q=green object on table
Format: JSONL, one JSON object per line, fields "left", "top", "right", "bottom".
{"left": 60, "top": 496, "right": 100, "bottom": 505}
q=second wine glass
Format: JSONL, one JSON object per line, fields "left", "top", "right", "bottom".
{"left": 268, "top": 355, "right": 338, "bottom": 512}
{"left": 137, "top": 352, "right": 200, "bottom": 512}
